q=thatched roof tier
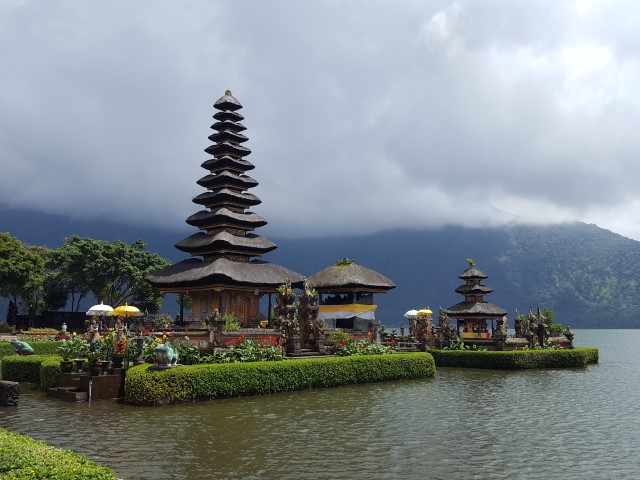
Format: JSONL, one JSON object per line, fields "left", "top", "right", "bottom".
{"left": 146, "top": 257, "right": 304, "bottom": 290}
{"left": 204, "top": 142, "right": 251, "bottom": 158}
{"left": 197, "top": 172, "right": 258, "bottom": 190}
{"left": 213, "top": 110, "right": 244, "bottom": 122}
{"left": 208, "top": 130, "right": 249, "bottom": 144}
{"left": 459, "top": 267, "right": 488, "bottom": 279}
{"left": 186, "top": 209, "right": 267, "bottom": 229}
{"left": 455, "top": 284, "right": 494, "bottom": 295}
{"left": 192, "top": 189, "right": 261, "bottom": 208}
{"left": 201, "top": 156, "right": 255, "bottom": 173}
{"left": 308, "top": 263, "right": 395, "bottom": 293}
{"left": 444, "top": 301, "right": 507, "bottom": 318}
{"left": 214, "top": 91, "right": 242, "bottom": 111}
{"left": 212, "top": 120, "right": 246, "bottom": 133}
{"left": 176, "top": 231, "right": 276, "bottom": 256}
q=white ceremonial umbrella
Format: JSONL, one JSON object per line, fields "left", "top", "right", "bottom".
{"left": 86, "top": 301, "right": 114, "bottom": 317}
{"left": 404, "top": 309, "right": 419, "bottom": 318}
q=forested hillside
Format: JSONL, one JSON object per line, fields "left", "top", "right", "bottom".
{"left": 2, "top": 205, "right": 639, "bottom": 328}
{"left": 271, "top": 223, "right": 640, "bottom": 328}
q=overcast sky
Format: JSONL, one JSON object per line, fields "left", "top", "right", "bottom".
{"left": 1, "top": 0, "right": 640, "bottom": 240}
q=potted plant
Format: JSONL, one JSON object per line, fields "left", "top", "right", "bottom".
{"left": 57, "top": 340, "right": 75, "bottom": 373}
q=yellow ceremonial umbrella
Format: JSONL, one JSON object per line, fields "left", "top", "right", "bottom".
{"left": 108, "top": 303, "right": 142, "bottom": 318}
{"left": 417, "top": 308, "right": 433, "bottom": 316}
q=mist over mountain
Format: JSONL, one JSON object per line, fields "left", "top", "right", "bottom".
{"left": 2, "top": 205, "right": 638, "bottom": 328}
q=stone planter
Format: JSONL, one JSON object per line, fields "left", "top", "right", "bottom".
{"left": 73, "top": 359, "right": 85, "bottom": 373}
{"left": 88, "top": 361, "right": 102, "bottom": 377}
{"left": 59, "top": 360, "right": 73, "bottom": 374}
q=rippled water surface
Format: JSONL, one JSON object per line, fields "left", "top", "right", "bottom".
{"left": 1, "top": 330, "right": 639, "bottom": 479}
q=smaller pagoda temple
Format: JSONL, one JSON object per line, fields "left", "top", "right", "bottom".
{"left": 444, "top": 259, "right": 507, "bottom": 349}
{"left": 308, "top": 259, "right": 395, "bottom": 332}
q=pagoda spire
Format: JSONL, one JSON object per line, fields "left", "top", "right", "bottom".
{"left": 176, "top": 90, "right": 276, "bottom": 261}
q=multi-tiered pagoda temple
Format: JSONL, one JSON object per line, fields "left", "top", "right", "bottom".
{"left": 444, "top": 260, "right": 507, "bottom": 347}
{"left": 147, "top": 91, "right": 303, "bottom": 325}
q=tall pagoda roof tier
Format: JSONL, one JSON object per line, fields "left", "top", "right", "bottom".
{"left": 212, "top": 120, "right": 246, "bottom": 132}
{"left": 213, "top": 110, "right": 244, "bottom": 122}
{"left": 175, "top": 231, "right": 277, "bottom": 256}
{"left": 208, "top": 130, "right": 249, "bottom": 144}
{"left": 204, "top": 142, "right": 251, "bottom": 158}
{"left": 455, "top": 284, "right": 494, "bottom": 295}
{"left": 146, "top": 90, "right": 302, "bottom": 294}
{"left": 186, "top": 209, "right": 267, "bottom": 229}
{"left": 147, "top": 257, "right": 303, "bottom": 290}
{"left": 192, "top": 189, "right": 261, "bottom": 208}
{"left": 444, "top": 301, "right": 506, "bottom": 318}
{"left": 197, "top": 171, "right": 258, "bottom": 190}
{"left": 201, "top": 156, "right": 255, "bottom": 172}
{"left": 214, "top": 91, "right": 243, "bottom": 111}
{"left": 309, "top": 262, "right": 395, "bottom": 293}
{"left": 459, "top": 267, "right": 488, "bottom": 279}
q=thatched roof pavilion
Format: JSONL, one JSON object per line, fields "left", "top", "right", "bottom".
{"left": 308, "top": 261, "right": 396, "bottom": 293}
{"left": 308, "top": 259, "right": 395, "bottom": 330}
{"left": 147, "top": 91, "right": 302, "bottom": 324}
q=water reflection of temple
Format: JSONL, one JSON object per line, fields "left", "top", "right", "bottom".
{"left": 444, "top": 261, "right": 507, "bottom": 348}
{"left": 308, "top": 259, "right": 395, "bottom": 331}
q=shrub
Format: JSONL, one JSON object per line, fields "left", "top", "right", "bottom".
{"left": 216, "top": 336, "right": 285, "bottom": 363}
{"left": 334, "top": 337, "right": 395, "bottom": 356}
{"left": 56, "top": 335, "right": 88, "bottom": 360}
{"left": 0, "top": 339, "right": 63, "bottom": 360}
{"left": 326, "top": 329, "right": 350, "bottom": 347}
{"left": 28, "top": 340, "right": 65, "bottom": 356}
{"left": 426, "top": 347, "right": 599, "bottom": 369}
{"left": 0, "top": 341, "right": 14, "bottom": 360}
{"left": 125, "top": 352, "right": 436, "bottom": 406}
{"left": 40, "top": 356, "right": 62, "bottom": 390}
{"left": 223, "top": 313, "right": 241, "bottom": 331}
{"left": 0, "top": 427, "right": 117, "bottom": 480}
{"left": 1, "top": 355, "right": 62, "bottom": 389}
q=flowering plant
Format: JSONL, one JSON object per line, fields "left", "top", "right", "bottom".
{"left": 57, "top": 333, "right": 89, "bottom": 361}
{"left": 334, "top": 336, "right": 395, "bottom": 356}
{"left": 216, "top": 335, "right": 285, "bottom": 363}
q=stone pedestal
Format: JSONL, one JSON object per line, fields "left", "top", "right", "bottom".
{"left": 0, "top": 380, "right": 20, "bottom": 406}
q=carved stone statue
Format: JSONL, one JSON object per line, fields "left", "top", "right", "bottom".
{"left": 493, "top": 315, "right": 508, "bottom": 350}
{"left": 563, "top": 326, "right": 574, "bottom": 349}
{"left": 10, "top": 340, "right": 34, "bottom": 356}
{"left": 274, "top": 279, "right": 300, "bottom": 354}
{"left": 155, "top": 342, "right": 179, "bottom": 367}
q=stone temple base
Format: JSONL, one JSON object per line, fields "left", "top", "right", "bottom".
{"left": 47, "top": 371, "right": 124, "bottom": 402}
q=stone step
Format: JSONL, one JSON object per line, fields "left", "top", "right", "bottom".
{"left": 47, "top": 387, "right": 88, "bottom": 402}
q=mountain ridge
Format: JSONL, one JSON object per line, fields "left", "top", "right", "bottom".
{"left": 1, "top": 205, "right": 638, "bottom": 328}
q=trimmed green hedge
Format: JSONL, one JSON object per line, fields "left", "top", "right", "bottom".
{"left": 426, "top": 347, "right": 599, "bottom": 369}
{"left": 1, "top": 355, "right": 62, "bottom": 390}
{"left": 125, "top": 352, "right": 436, "bottom": 406}
{"left": 0, "top": 341, "right": 13, "bottom": 361}
{"left": 0, "top": 427, "right": 117, "bottom": 480}
{"left": 0, "top": 340, "right": 63, "bottom": 360}
{"left": 40, "top": 356, "right": 62, "bottom": 390}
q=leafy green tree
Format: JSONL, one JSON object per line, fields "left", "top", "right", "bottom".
{"left": 0, "top": 233, "right": 46, "bottom": 313}
{"left": 56, "top": 236, "right": 172, "bottom": 312}
{"left": 48, "top": 236, "right": 92, "bottom": 311}
{"left": 42, "top": 275, "right": 70, "bottom": 311}
{"left": 541, "top": 307, "right": 564, "bottom": 336}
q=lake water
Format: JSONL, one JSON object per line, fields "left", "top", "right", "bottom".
{"left": 1, "top": 329, "right": 638, "bottom": 479}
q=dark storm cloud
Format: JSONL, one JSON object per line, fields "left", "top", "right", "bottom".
{"left": 1, "top": 0, "right": 639, "bottom": 239}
